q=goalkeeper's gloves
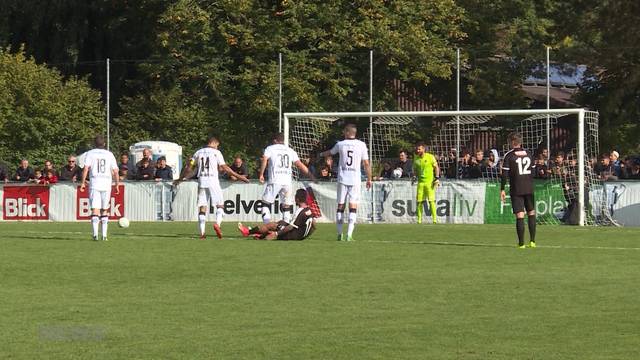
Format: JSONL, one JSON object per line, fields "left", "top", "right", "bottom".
{"left": 411, "top": 176, "right": 417, "bottom": 185}
{"left": 432, "top": 177, "right": 441, "bottom": 187}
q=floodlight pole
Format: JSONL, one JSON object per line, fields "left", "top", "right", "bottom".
{"left": 456, "top": 48, "right": 461, "bottom": 179}
{"left": 106, "top": 58, "right": 110, "bottom": 151}
{"left": 546, "top": 47, "right": 550, "bottom": 159}
{"left": 279, "top": 52, "right": 283, "bottom": 133}
{"left": 369, "top": 50, "right": 375, "bottom": 223}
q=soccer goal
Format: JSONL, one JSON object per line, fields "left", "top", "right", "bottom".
{"left": 284, "top": 109, "right": 611, "bottom": 226}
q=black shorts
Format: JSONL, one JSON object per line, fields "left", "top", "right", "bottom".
{"left": 275, "top": 220, "right": 288, "bottom": 232}
{"left": 511, "top": 193, "right": 535, "bottom": 214}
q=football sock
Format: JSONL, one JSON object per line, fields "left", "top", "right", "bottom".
{"left": 215, "top": 207, "right": 224, "bottom": 226}
{"left": 528, "top": 214, "right": 536, "bottom": 242}
{"left": 261, "top": 206, "right": 271, "bottom": 224}
{"left": 516, "top": 218, "right": 525, "bottom": 246}
{"left": 416, "top": 201, "right": 424, "bottom": 223}
{"left": 100, "top": 215, "right": 109, "bottom": 239}
{"left": 91, "top": 215, "right": 99, "bottom": 238}
{"left": 429, "top": 200, "right": 437, "bottom": 223}
{"left": 336, "top": 209, "right": 344, "bottom": 235}
{"left": 282, "top": 205, "right": 293, "bottom": 223}
{"left": 347, "top": 209, "right": 357, "bottom": 237}
{"left": 198, "top": 212, "right": 206, "bottom": 235}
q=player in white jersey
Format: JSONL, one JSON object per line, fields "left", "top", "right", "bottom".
{"left": 177, "top": 136, "right": 249, "bottom": 239}
{"left": 80, "top": 135, "right": 120, "bottom": 241}
{"left": 258, "top": 132, "right": 314, "bottom": 224}
{"left": 319, "top": 123, "right": 372, "bottom": 241}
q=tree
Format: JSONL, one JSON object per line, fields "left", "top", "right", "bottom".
{"left": 116, "top": 0, "right": 467, "bottom": 160}
{"left": 0, "top": 48, "right": 104, "bottom": 167}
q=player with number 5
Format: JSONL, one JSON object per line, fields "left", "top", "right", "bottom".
{"left": 319, "top": 123, "right": 372, "bottom": 241}
{"left": 501, "top": 132, "right": 537, "bottom": 248}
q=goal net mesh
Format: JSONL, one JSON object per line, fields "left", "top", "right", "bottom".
{"left": 287, "top": 110, "right": 611, "bottom": 226}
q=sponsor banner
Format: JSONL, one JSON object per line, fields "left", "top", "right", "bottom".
{"left": 484, "top": 181, "right": 567, "bottom": 224}
{"left": 603, "top": 181, "right": 640, "bottom": 226}
{"left": 2, "top": 185, "right": 50, "bottom": 220}
{"left": 370, "top": 180, "right": 486, "bottom": 224}
{"left": 76, "top": 185, "right": 125, "bottom": 220}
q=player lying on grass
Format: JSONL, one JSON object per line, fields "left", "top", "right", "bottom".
{"left": 238, "top": 189, "right": 316, "bottom": 240}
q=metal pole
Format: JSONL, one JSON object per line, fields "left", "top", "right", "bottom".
{"left": 578, "top": 109, "right": 585, "bottom": 226}
{"left": 106, "top": 58, "right": 110, "bottom": 150}
{"left": 546, "top": 47, "right": 550, "bottom": 159}
{"left": 369, "top": 50, "right": 375, "bottom": 223}
{"left": 279, "top": 52, "right": 283, "bottom": 133}
{"left": 455, "top": 48, "right": 461, "bottom": 178}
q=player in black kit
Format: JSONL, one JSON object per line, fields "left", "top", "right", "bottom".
{"left": 501, "top": 132, "right": 537, "bottom": 248}
{"left": 237, "top": 189, "right": 316, "bottom": 241}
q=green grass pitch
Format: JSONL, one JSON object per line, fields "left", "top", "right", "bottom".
{"left": 1, "top": 221, "right": 639, "bottom": 359}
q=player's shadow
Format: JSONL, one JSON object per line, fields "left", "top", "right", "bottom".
{"left": 1, "top": 234, "right": 88, "bottom": 241}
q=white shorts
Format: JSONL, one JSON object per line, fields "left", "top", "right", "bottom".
{"left": 89, "top": 188, "right": 111, "bottom": 210}
{"left": 198, "top": 187, "right": 223, "bottom": 208}
{"left": 262, "top": 184, "right": 292, "bottom": 205}
{"left": 337, "top": 183, "right": 361, "bottom": 205}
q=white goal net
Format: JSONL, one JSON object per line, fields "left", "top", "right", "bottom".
{"left": 285, "top": 109, "right": 612, "bottom": 226}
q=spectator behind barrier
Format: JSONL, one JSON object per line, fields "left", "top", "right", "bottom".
{"left": 534, "top": 154, "right": 550, "bottom": 179}
{"left": 610, "top": 150, "right": 624, "bottom": 178}
{"left": 468, "top": 149, "right": 484, "bottom": 179}
{"left": 483, "top": 149, "right": 500, "bottom": 178}
{"left": 39, "top": 169, "right": 58, "bottom": 184}
{"left": 595, "top": 153, "right": 616, "bottom": 181}
{"left": 0, "top": 163, "right": 8, "bottom": 183}
{"left": 226, "top": 155, "right": 249, "bottom": 181}
{"left": 59, "top": 156, "right": 82, "bottom": 182}
{"left": 458, "top": 151, "right": 471, "bottom": 178}
{"left": 119, "top": 153, "right": 133, "bottom": 180}
{"left": 29, "top": 169, "right": 42, "bottom": 183}
{"left": 395, "top": 150, "right": 413, "bottom": 178}
{"left": 14, "top": 159, "right": 35, "bottom": 182}
{"left": 551, "top": 152, "right": 565, "bottom": 177}
{"left": 154, "top": 156, "right": 173, "bottom": 181}
{"left": 318, "top": 165, "right": 333, "bottom": 181}
{"left": 376, "top": 161, "right": 393, "bottom": 180}
{"left": 135, "top": 148, "right": 155, "bottom": 176}
{"left": 42, "top": 160, "right": 58, "bottom": 177}
{"left": 136, "top": 157, "right": 155, "bottom": 180}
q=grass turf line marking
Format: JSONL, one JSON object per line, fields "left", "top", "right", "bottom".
{"left": 361, "top": 239, "right": 640, "bottom": 251}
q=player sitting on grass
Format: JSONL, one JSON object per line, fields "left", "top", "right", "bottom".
{"left": 238, "top": 189, "right": 315, "bottom": 241}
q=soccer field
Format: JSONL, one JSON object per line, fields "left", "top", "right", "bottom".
{"left": 1, "top": 222, "right": 639, "bottom": 359}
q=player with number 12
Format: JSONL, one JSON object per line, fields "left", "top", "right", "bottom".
{"left": 500, "top": 132, "right": 537, "bottom": 248}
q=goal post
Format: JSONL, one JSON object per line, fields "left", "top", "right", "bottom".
{"left": 284, "top": 109, "right": 606, "bottom": 226}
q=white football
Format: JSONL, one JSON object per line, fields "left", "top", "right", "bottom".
{"left": 118, "top": 217, "right": 130, "bottom": 228}
{"left": 392, "top": 168, "right": 403, "bottom": 179}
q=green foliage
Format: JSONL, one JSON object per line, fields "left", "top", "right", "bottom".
{"left": 115, "top": 0, "right": 466, "bottom": 160}
{"left": 0, "top": 48, "right": 104, "bottom": 167}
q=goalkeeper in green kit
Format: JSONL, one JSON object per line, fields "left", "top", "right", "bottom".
{"left": 412, "top": 142, "right": 441, "bottom": 224}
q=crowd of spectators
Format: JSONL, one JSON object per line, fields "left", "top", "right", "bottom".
{"left": 1, "top": 147, "right": 639, "bottom": 186}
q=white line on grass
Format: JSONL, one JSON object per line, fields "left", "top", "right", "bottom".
{"left": 4, "top": 230, "right": 640, "bottom": 251}
{"left": 360, "top": 239, "right": 640, "bottom": 251}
